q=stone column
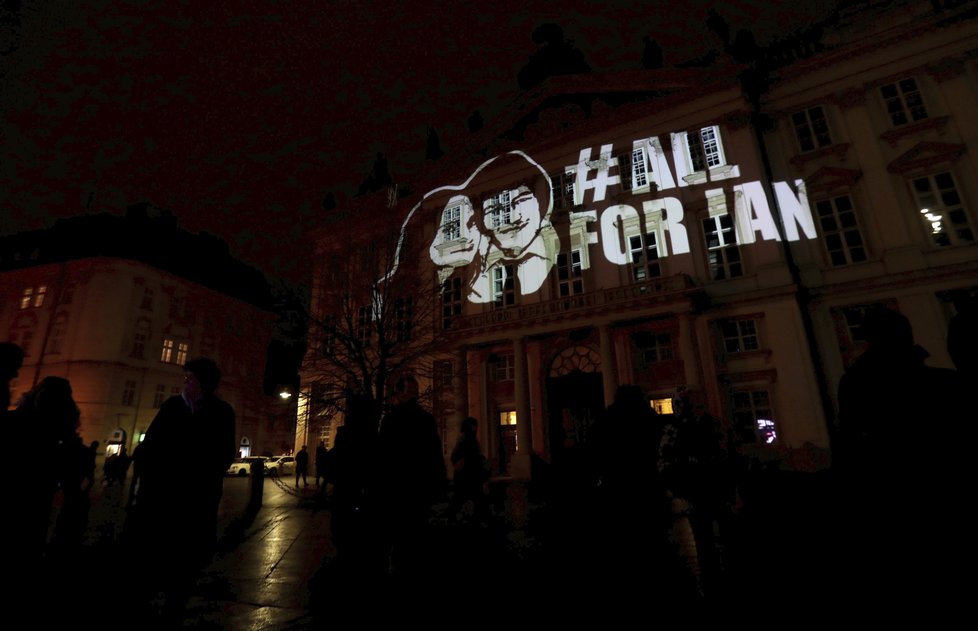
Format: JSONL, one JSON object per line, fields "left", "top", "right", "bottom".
{"left": 598, "top": 323, "right": 618, "bottom": 407}
{"left": 510, "top": 336, "right": 532, "bottom": 479}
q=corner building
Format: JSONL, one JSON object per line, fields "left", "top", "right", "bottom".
{"left": 307, "top": 0, "right": 977, "bottom": 478}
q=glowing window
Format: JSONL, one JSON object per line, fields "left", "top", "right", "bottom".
{"left": 499, "top": 410, "right": 517, "bottom": 426}
{"left": 650, "top": 398, "right": 673, "bottom": 416}
{"left": 33, "top": 285, "right": 46, "bottom": 308}
{"left": 732, "top": 390, "right": 775, "bottom": 444}
{"left": 911, "top": 172, "right": 973, "bottom": 247}
{"left": 176, "top": 342, "right": 189, "bottom": 365}
{"left": 160, "top": 338, "right": 174, "bottom": 363}
{"left": 20, "top": 288, "right": 32, "bottom": 309}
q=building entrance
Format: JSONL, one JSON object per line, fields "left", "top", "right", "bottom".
{"left": 546, "top": 370, "right": 604, "bottom": 464}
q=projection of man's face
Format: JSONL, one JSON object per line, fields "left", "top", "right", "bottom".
{"left": 428, "top": 155, "right": 557, "bottom": 304}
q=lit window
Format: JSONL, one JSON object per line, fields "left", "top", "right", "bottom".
{"left": 815, "top": 195, "right": 868, "bottom": 266}
{"left": 551, "top": 171, "right": 576, "bottom": 210}
{"left": 441, "top": 203, "right": 462, "bottom": 241}
{"left": 499, "top": 410, "right": 517, "bottom": 425}
{"left": 122, "top": 380, "right": 137, "bottom": 407}
{"left": 719, "top": 319, "right": 759, "bottom": 354}
{"left": 33, "top": 285, "right": 46, "bottom": 308}
{"left": 650, "top": 398, "right": 674, "bottom": 416}
{"left": 910, "top": 171, "right": 973, "bottom": 247}
{"left": 20, "top": 288, "right": 32, "bottom": 310}
{"left": 160, "top": 338, "right": 174, "bottom": 363}
{"left": 485, "top": 190, "right": 513, "bottom": 229}
{"left": 702, "top": 214, "right": 743, "bottom": 280}
{"left": 491, "top": 264, "right": 515, "bottom": 308}
{"left": 732, "top": 390, "right": 776, "bottom": 444}
{"left": 629, "top": 233, "right": 662, "bottom": 281}
{"left": 792, "top": 106, "right": 832, "bottom": 152}
{"left": 687, "top": 126, "right": 724, "bottom": 171}
{"left": 617, "top": 147, "right": 649, "bottom": 191}
{"left": 880, "top": 77, "right": 928, "bottom": 127}
{"left": 176, "top": 342, "right": 189, "bottom": 365}
{"left": 557, "top": 250, "right": 584, "bottom": 297}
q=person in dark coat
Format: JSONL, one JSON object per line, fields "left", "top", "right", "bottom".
{"left": 127, "top": 357, "right": 236, "bottom": 622}
{"left": 448, "top": 416, "right": 489, "bottom": 522}
{"left": 295, "top": 444, "right": 310, "bottom": 486}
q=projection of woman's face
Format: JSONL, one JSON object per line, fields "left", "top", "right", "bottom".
{"left": 428, "top": 165, "right": 557, "bottom": 304}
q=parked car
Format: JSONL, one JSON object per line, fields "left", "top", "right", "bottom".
{"left": 265, "top": 455, "right": 296, "bottom": 476}
{"left": 226, "top": 457, "right": 267, "bottom": 476}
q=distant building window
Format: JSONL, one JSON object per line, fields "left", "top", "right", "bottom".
{"left": 641, "top": 333, "right": 673, "bottom": 363}
{"left": 19, "top": 285, "right": 45, "bottom": 309}
{"left": 176, "top": 342, "right": 189, "bottom": 365}
{"left": 441, "top": 203, "right": 462, "bottom": 241}
{"left": 141, "top": 288, "right": 154, "bottom": 310}
{"left": 122, "top": 380, "right": 138, "bottom": 407}
{"left": 551, "top": 171, "right": 576, "bottom": 210}
{"left": 557, "top": 250, "right": 584, "bottom": 297}
{"left": 880, "top": 77, "right": 928, "bottom": 127}
{"left": 161, "top": 338, "right": 174, "bottom": 363}
{"left": 629, "top": 233, "right": 662, "bottom": 281}
{"left": 48, "top": 314, "right": 68, "bottom": 354}
{"left": 356, "top": 305, "right": 372, "bottom": 346}
{"left": 153, "top": 384, "right": 167, "bottom": 408}
{"left": 719, "top": 319, "right": 760, "bottom": 354}
{"left": 910, "top": 171, "right": 974, "bottom": 247}
{"left": 436, "top": 360, "right": 454, "bottom": 388}
{"left": 442, "top": 277, "right": 463, "bottom": 329}
{"left": 687, "top": 126, "right": 724, "bottom": 171}
{"left": 394, "top": 297, "right": 413, "bottom": 343}
{"left": 792, "top": 106, "right": 832, "bottom": 152}
{"left": 131, "top": 319, "right": 150, "bottom": 358}
{"left": 33, "top": 285, "right": 46, "bottom": 308}
{"left": 485, "top": 190, "right": 513, "bottom": 229}
{"left": 815, "top": 195, "right": 868, "bottom": 266}
{"left": 702, "top": 214, "right": 743, "bottom": 280}
{"left": 492, "top": 355, "right": 515, "bottom": 382}
{"left": 650, "top": 398, "right": 674, "bottom": 416}
{"left": 61, "top": 284, "right": 75, "bottom": 304}
{"left": 617, "top": 147, "right": 649, "bottom": 191}
{"left": 732, "top": 390, "right": 776, "bottom": 444}
{"left": 492, "top": 264, "right": 515, "bottom": 308}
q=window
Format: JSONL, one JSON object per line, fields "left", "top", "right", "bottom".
{"left": 617, "top": 147, "right": 649, "bottom": 191}
{"left": 122, "top": 380, "right": 137, "bottom": 407}
{"left": 485, "top": 190, "right": 513, "bottom": 229}
{"left": 160, "top": 338, "right": 174, "bottom": 363}
{"left": 442, "top": 277, "right": 463, "bottom": 329}
{"left": 551, "top": 171, "right": 576, "bottom": 210}
{"left": 356, "top": 305, "right": 372, "bottom": 346}
{"left": 320, "top": 325, "right": 336, "bottom": 357}
{"left": 792, "top": 106, "right": 832, "bottom": 152}
{"left": 911, "top": 171, "right": 973, "bottom": 247}
{"left": 61, "top": 284, "right": 75, "bottom": 304}
{"left": 131, "top": 319, "right": 150, "bottom": 358}
{"left": 141, "top": 288, "right": 154, "bottom": 310}
{"left": 719, "top": 319, "right": 759, "bottom": 353}
{"left": 499, "top": 410, "right": 517, "bottom": 425}
{"left": 640, "top": 333, "right": 672, "bottom": 363}
{"left": 393, "top": 297, "right": 413, "bottom": 343}
{"left": 33, "top": 285, "right": 46, "bottom": 308}
{"left": 651, "top": 398, "right": 674, "bottom": 416}
{"left": 435, "top": 360, "right": 454, "bottom": 388}
{"left": 702, "top": 214, "right": 743, "bottom": 280}
{"left": 441, "top": 203, "right": 462, "bottom": 241}
{"left": 815, "top": 195, "right": 868, "bottom": 266}
{"left": 629, "top": 233, "right": 662, "bottom": 281}
{"left": 153, "top": 384, "right": 167, "bottom": 408}
{"left": 19, "top": 285, "right": 45, "bottom": 309}
{"left": 491, "top": 264, "right": 515, "bottom": 307}
{"left": 48, "top": 314, "right": 68, "bottom": 354}
{"left": 880, "top": 77, "right": 928, "bottom": 127}
{"left": 839, "top": 304, "right": 889, "bottom": 344}
{"left": 732, "top": 390, "right": 776, "bottom": 444}
{"left": 557, "top": 250, "right": 584, "bottom": 297}
{"left": 176, "top": 342, "right": 189, "bottom": 365}
{"left": 492, "top": 355, "right": 514, "bottom": 381}
{"left": 687, "top": 126, "right": 723, "bottom": 171}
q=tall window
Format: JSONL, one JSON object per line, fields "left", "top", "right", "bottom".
{"left": 485, "top": 190, "right": 513, "bottom": 229}
{"left": 491, "top": 264, "right": 515, "bottom": 307}
{"left": 687, "top": 126, "right": 723, "bottom": 171}
{"left": 911, "top": 171, "right": 973, "bottom": 247}
{"left": 719, "top": 319, "right": 759, "bottom": 353}
{"left": 792, "top": 105, "right": 832, "bottom": 152}
{"left": 48, "top": 314, "right": 68, "bottom": 354}
{"left": 153, "top": 384, "right": 167, "bottom": 408}
{"left": 702, "top": 214, "right": 743, "bottom": 280}
{"left": 19, "top": 285, "right": 46, "bottom": 309}
{"left": 176, "top": 342, "right": 189, "bottom": 365}
{"left": 629, "top": 233, "right": 662, "bottom": 281}
{"left": 131, "top": 319, "right": 150, "bottom": 358}
{"left": 160, "top": 338, "right": 174, "bottom": 363}
{"left": 732, "top": 390, "right": 776, "bottom": 444}
{"left": 121, "top": 380, "right": 137, "bottom": 406}
{"left": 140, "top": 288, "right": 154, "bottom": 310}
{"left": 639, "top": 332, "right": 672, "bottom": 363}
{"left": 441, "top": 203, "right": 462, "bottom": 241}
{"left": 815, "top": 195, "right": 868, "bottom": 266}
{"left": 435, "top": 360, "right": 454, "bottom": 388}
{"left": 393, "top": 297, "right": 413, "bottom": 343}
{"left": 356, "top": 305, "right": 372, "bottom": 346}
{"left": 557, "top": 250, "right": 584, "bottom": 297}
{"left": 551, "top": 171, "right": 576, "bottom": 210}
{"left": 492, "top": 355, "right": 515, "bottom": 381}
{"left": 617, "top": 147, "right": 649, "bottom": 191}
{"left": 442, "top": 277, "right": 462, "bottom": 329}
{"left": 880, "top": 77, "right": 928, "bottom": 127}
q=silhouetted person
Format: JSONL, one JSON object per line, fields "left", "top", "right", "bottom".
{"left": 0, "top": 342, "right": 24, "bottom": 420}
{"left": 315, "top": 440, "right": 329, "bottom": 487}
{"left": 82, "top": 441, "right": 99, "bottom": 492}
{"left": 946, "top": 297, "right": 977, "bottom": 381}
{"left": 834, "top": 306, "right": 967, "bottom": 601}
{"left": 127, "top": 357, "right": 236, "bottom": 622}
{"left": 377, "top": 376, "right": 446, "bottom": 583}
{"left": 449, "top": 416, "right": 489, "bottom": 523}
{"left": 114, "top": 445, "right": 131, "bottom": 486}
{"left": 295, "top": 444, "right": 310, "bottom": 486}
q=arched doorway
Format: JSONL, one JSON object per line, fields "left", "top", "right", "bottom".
{"left": 546, "top": 345, "right": 604, "bottom": 464}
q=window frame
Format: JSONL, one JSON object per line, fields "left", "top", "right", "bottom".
{"left": 702, "top": 213, "right": 743, "bottom": 280}
{"left": 909, "top": 170, "right": 974, "bottom": 247}
{"left": 879, "top": 76, "right": 928, "bottom": 127}
{"left": 814, "top": 194, "right": 868, "bottom": 266}
{"left": 791, "top": 105, "right": 833, "bottom": 153}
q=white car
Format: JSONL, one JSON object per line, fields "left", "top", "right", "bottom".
{"left": 265, "top": 456, "right": 296, "bottom": 476}
{"left": 226, "top": 457, "right": 267, "bottom": 476}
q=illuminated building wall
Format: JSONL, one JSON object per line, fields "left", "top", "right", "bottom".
{"left": 0, "top": 212, "right": 294, "bottom": 459}
{"left": 305, "top": 0, "right": 976, "bottom": 477}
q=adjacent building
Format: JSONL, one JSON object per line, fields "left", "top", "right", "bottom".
{"left": 1, "top": 207, "right": 297, "bottom": 459}
{"left": 303, "top": 0, "right": 977, "bottom": 478}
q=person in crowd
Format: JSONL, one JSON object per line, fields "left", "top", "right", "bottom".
{"left": 126, "top": 357, "right": 236, "bottom": 622}
{"left": 82, "top": 441, "right": 99, "bottom": 492}
{"left": 295, "top": 444, "right": 310, "bottom": 486}
{"left": 448, "top": 416, "right": 489, "bottom": 523}
{"left": 377, "top": 376, "right": 446, "bottom": 582}
{"left": 113, "top": 445, "right": 131, "bottom": 486}
{"left": 0, "top": 342, "right": 24, "bottom": 420}
{"left": 315, "top": 440, "right": 329, "bottom": 488}
{"left": 834, "top": 306, "right": 967, "bottom": 601}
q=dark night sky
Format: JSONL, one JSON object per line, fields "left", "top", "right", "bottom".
{"left": 0, "top": 0, "right": 833, "bottom": 283}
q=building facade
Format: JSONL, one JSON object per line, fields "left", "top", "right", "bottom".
{"left": 1, "top": 209, "right": 296, "bottom": 459}
{"left": 302, "top": 0, "right": 977, "bottom": 478}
